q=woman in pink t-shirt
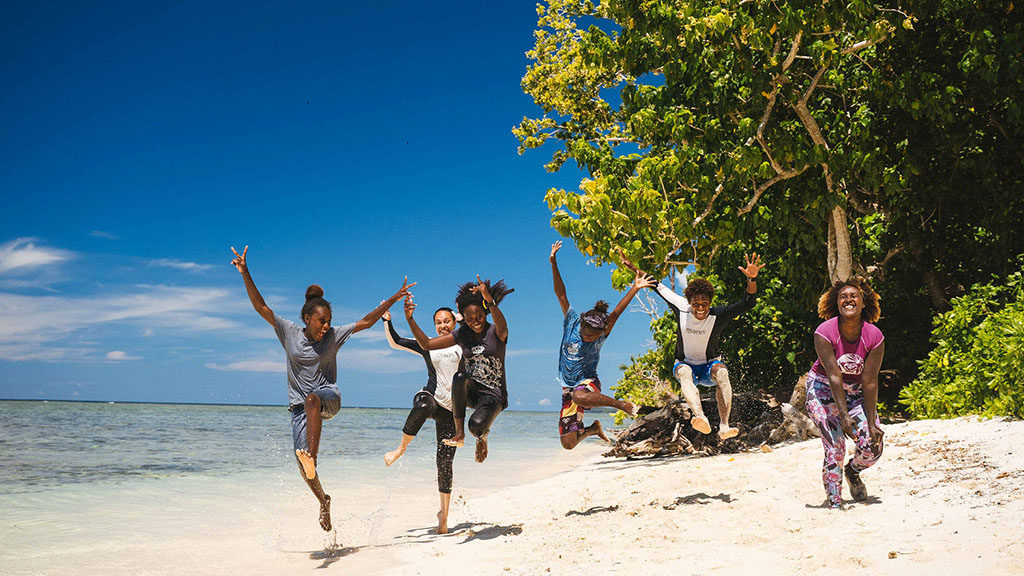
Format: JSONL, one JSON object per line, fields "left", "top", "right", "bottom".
{"left": 805, "top": 277, "right": 885, "bottom": 509}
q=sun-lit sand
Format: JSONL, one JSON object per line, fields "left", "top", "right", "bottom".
{"left": 322, "top": 416, "right": 1024, "bottom": 576}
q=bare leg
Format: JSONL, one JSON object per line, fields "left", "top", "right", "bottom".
{"left": 571, "top": 388, "right": 637, "bottom": 417}
{"left": 296, "top": 459, "right": 332, "bottom": 531}
{"left": 445, "top": 418, "right": 465, "bottom": 447}
{"left": 296, "top": 393, "right": 323, "bottom": 479}
{"left": 437, "top": 492, "right": 451, "bottom": 534}
{"left": 712, "top": 365, "right": 738, "bottom": 439}
{"left": 559, "top": 420, "right": 609, "bottom": 450}
{"left": 675, "top": 364, "right": 710, "bottom": 434}
{"left": 385, "top": 433, "right": 414, "bottom": 466}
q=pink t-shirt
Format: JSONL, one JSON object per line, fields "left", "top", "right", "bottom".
{"left": 810, "top": 317, "right": 884, "bottom": 385}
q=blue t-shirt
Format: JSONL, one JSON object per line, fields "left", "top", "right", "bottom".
{"left": 558, "top": 307, "right": 606, "bottom": 388}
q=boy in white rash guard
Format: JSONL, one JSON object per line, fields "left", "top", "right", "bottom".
{"left": 643, "top": 254, "right": 763, "bottom": 439}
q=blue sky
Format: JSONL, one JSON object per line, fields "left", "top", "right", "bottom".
{"left": 0, "top": 1, "right": 670, "bottom": 410}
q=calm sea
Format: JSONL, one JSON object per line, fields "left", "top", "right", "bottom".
{"left": 0, "top": 400, "right": 605, "bottom": 575}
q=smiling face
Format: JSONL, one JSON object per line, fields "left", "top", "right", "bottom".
{"left": 689, "top": 294, "right": 711, "bottom": 321}
{"left": 303, "top": 306, "right": 332, "bottom": 342}
{"left": 434, "top": 310, "right": 457, "bottom": 336}
{"left": 837, "top": 285, "right": 865, "bottom": 320}
{"left": 462, "top": 304, "right": 487, "bottom": 334}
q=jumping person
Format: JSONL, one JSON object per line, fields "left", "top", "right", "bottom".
{"left": 549, "top": 241, "right": 650, "bottom": 449}
{"left": 230, "top": 245, "right": 414, "bottom": 531}
{"left": 406, "top": 276, "right": 514, "bottom": 464}
{"left": 381, "top": 299, "right": 462, "bottom": 534}
{"left": 628, "top": 253, "right": 763, "bottom": 440}
{"left": 805, "top": 277, "right": 885, "bottom": 509}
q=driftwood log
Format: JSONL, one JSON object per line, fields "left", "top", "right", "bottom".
{"left": 606, "top": 376, "right": 820, "bottom": 458}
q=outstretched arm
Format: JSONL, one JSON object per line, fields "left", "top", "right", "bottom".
{"left": 352, "top": 277, "right": 417, "bottom": 333}
{"left": 231, "top": 246, "right": 274, "bottom": 326}
{"left": 549, "top": 241, "right": 570, "bottom": 316}
{"left": 405, "top": 294, "right": 456, "bottom": 350}
{"left": 604, "top": 271, "right": 656, "bottom": 336}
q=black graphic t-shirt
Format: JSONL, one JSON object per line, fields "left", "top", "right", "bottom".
{"left": 453, "top": 323, "right": 508, "bottom": 408}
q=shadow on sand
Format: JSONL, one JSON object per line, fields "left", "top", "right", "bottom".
{"left": 661, "top": 492, "right": 734, "bottom": 509}
{"left": 565, "top": 505, "right": 620, "bottom": 517}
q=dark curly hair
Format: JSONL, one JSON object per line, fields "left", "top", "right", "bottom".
{"left": 817, "top": 277, "right": 881, "bottom": 323}
{"left": 683, "top": 278, "right": 715, "bottom": 302}
{"left": 581, "top": 300, "right": 610, "bottom": 330}
{"left": 301, "top": 284, "right": 331, "bottom": 323}
{"left": 455, "top": 279, "right": 514, "bottom": 315}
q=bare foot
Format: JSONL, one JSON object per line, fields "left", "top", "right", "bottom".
{"left": 691, "top": 415, "right": 712, "bottom": 434}
{"left": 443, "top": 432, "right": 465, "bottom": 448}
{"left": 474, "top": 436, "right": 488, "bottom": 463}
{"left": 592, "top": 420, "right": 610, "bottom": 443}
{"left": 296, "top": 448, "right": 317, "bottom": 479}
{"left": 384, "top": 446, "right": 406, "bottom": 467}
{"left": 319, "top": 495, "right": 332, "bottom": 531}
{"left": 437, "top": 510, "right": 448, "bottom": 535}
{"left": 718, "top": 426, "right": 739, "bottom": 440}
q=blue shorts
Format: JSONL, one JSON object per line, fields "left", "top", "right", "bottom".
{"left": 673, "top": 360, "right": 724, "bottom": 388}
{"left": 289, "top": 387, "right": 341, "bottom": 451}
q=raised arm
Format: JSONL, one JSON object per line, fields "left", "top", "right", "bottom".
{"left": 474, "top": 275, "right": 508, "bottom": 342}
{"left": 604, "top": 271, "right": 656, "bottom": 336}
{"left": 405, "top": 294, "right": 456, "bottom": 350}
{"left": 549, "top": 241, "right": 570, "bottom": 316}
{"left": 382, "top": 307, "right": 422, "bottom": 355}
{"left": 231, "top": 246, "right": 274, "bottom": 326}
{"left": 737, "top": 252, "right": 763, "bottom": 295}
{"left": 352, "top": 277, "right": 417, "bottom": 333}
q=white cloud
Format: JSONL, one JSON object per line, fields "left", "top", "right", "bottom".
{"left": 0, "top": 285, "right": 241, "bottom": 361}
{"left": 538, "top": 398, "right": 552, "bottom": 406}
{"left": 90, "top": 230, "right": 120, "bottom": 240}
{"left": 149, "top": 258, "right": 214, "bottom": 273}
{"left": 206, "top": 359, "right": 284, "bottom": 373}
{"left": 105, "top": 350, "right": 141, "bottom": 361}
{"left": 0, "top": 238, "right": 72, "bottom": 274}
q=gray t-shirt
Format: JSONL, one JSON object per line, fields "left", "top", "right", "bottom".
{"left": 453, "top": 323, "right": 508, "bottom": 408}
{"left": 273, "top": 313, "right": 356, "bottom": 407}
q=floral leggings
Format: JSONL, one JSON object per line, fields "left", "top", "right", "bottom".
{"left": 804, "top": 372, "right": 884, "bottom": 507}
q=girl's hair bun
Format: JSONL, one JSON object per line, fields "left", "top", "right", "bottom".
{"left": 591, "top": 300, "right": 609, "bottom": 314}
{"left": 305, "top": 284, "right": 325, "bottom": 301}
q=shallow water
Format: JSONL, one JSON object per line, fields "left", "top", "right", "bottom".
{"left": 0, "top": 400, "right": 604, "bottom": 574}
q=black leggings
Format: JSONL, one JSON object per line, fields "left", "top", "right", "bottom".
{"left": 402, "top": 391, "right": 457, "bottom": 494}
{"left": 451, "top": 372, "right": 503, "bottom": 439}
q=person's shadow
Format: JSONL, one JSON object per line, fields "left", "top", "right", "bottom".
{"left": 661, "top": 492, "right": 733, "bottom": 509}
{"left": 308, "top": 544, "right": 365, "bottom": 569}
{"left": 804, "top": 495, "right": 883, "bottom": 509}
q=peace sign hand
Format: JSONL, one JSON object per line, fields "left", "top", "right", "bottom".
{"left": 739, "top": 252, "right": 764, "bottom": 279}
{"left": 470, "top": 274, "right": 492, "bottom": 304}
{"left": 230, "top": 246, "right": 248, "bottom": 274}
{"left": 394, "top": 276, "right": 417, "bottom": 300}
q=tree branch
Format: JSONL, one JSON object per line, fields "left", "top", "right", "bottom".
{"left": 737, "top": 164, "right": 810, "bottom": 215}
{"left": 841, "top": 35, "right": 888, "bottom": 55}
{"left": 692, "top": 182, "right": 725, "bottom": 226}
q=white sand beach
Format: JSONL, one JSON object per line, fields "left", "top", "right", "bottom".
{"left": 321, "top": 416, "right": 1024, "bottom": 576}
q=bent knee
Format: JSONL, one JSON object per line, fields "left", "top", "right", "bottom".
{"left": 560, "top": 434, "right": 577, "bottom": 450}
{"left": 304, "top": 394, "right": 322, "bottom": 409}
{"left": 674, "top": 364, "right": 694, "bottom": 381}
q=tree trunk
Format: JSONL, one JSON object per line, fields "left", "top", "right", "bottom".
{"left": 827, "top": 205, "right": 853, "bottom": 283}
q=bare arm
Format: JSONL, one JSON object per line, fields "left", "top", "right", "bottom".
{"left": 861, "top": 341, "right": 886, "bottom": 445}
{"left": 474, "top": 275, "right": 508, "bottom": 342}
{"left": 352, "top": 277, "right": 417, "bottom": 333}
{"left": 231, "top": 246, "right": 274, "bottom": 326}
{"left": 549, "top": 241, "right": 570, "bottom": 316}
{"left": 604, "top": 271, "right": 656, "bottom": 336}
{"left": 405, "top": 295, "right": 456, "bottom": 350}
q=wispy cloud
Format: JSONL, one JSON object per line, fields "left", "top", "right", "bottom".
{"left": 0, "top": 285, "right": 241, "bottom": 361}
{"left": 538, "top": 397, "right": 552, "bottom": 406}
{"left": 90, "top": 230, "right": 120, "bottom": 240}
{"left": 507, "top": 348, "right": 548, "bottom": 357}
{"left": 206, "top": 359, "right": 284, "bottom": 373}
{"left": 0, "top": 238, "right": 72, "bottom": 274}
{"left": 106, "top": 350, "right": 141, "bottom": 361}
{"left": 149, "top": 258, "right": 214, "bottom": 272}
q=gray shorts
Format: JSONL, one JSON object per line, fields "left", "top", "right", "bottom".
{"left": 289, "top": 387, "right": 341, "bottom": 451}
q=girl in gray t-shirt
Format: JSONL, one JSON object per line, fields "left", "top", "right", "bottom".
{"left": 231, "top": 245, "right": 414, "bottom": 532}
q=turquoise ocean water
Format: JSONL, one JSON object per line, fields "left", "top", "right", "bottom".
{"left": 0, "top": 400, "right": 605, "bottom": 575}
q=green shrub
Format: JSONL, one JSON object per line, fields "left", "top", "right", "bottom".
{"left": 900, "top": 262, "right": 1024, "bottom": 418}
